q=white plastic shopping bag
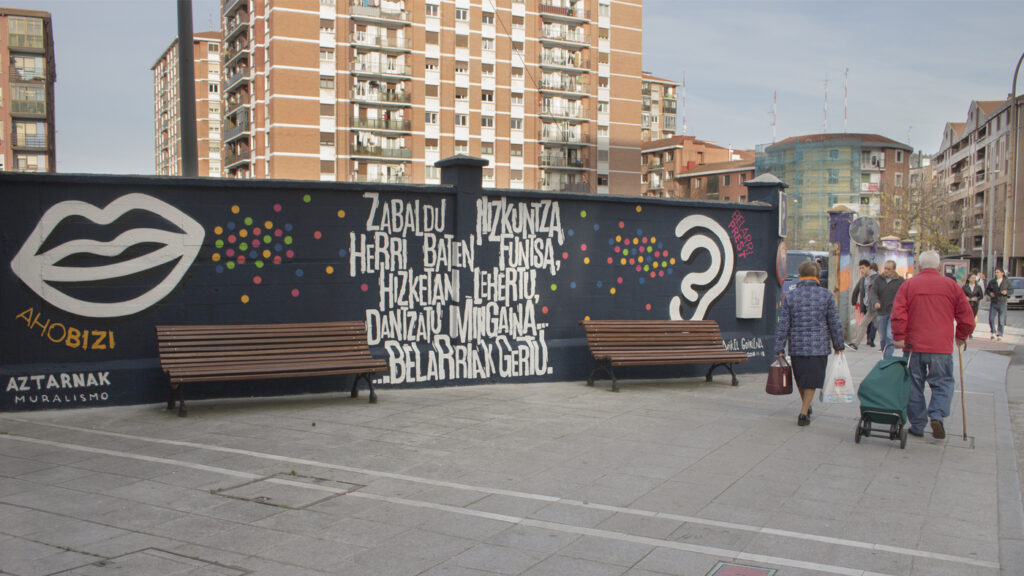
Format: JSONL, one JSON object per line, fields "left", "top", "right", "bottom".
{"left": 821, "top": 353, "right": 856, "bottom": 404}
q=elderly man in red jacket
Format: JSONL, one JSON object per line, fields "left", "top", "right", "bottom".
{"left": 892, "top": 250, "right": 976, "bottom": 439}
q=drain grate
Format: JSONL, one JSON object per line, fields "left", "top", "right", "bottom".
{"left": 215, "top": 473, "right": 362, "bottom": 509}
{"left": 705, "top": 562, "right": 777, "bottom": 576}
{"left": 55, "top": 548, "right": 249, "bottom": 575}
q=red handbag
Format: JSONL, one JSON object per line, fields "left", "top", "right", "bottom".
{"left": 766, "top": 356, "right": 793, "bottom": 395}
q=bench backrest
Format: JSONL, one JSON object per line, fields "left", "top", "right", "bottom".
{"left": 580, "top": 320, "right": 726, "bottom": 350}
{"left": 156, "top": 321, "right": 375, "bottom": 370}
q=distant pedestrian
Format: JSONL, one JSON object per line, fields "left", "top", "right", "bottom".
{"left": 892, "top": 250, "right": 976, "bottom": 439}
{"left": 848, "top": 260, "right": 878, "bottom": 350}
{"left": 986, "top": 268, "right": 1013, "bottom": 341}
{"left": 963, "top": 272, "right": 984, "bottom": 327}
{"left": 774, "top": 260, "right": 846, "bottom": 426}
{"left": 870, "top": 260, "right": 904, "bottom": 358}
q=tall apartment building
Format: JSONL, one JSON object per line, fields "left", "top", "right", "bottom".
{"left": 0, "top": 7, "right": 55, "bottom": 173}
{"left": 639, "top": 134, "right": 745, "bottom": 197}
{"left": 153, "top": 32, "right": 223, "bottom": 176}
{"left": 640, "top": 71, "right": 676, "bottom": 143}
{"left": 756, "top": 133, "right": 911, "bottom": 251}
{"left": 215, "top": 0, "right": 642, "bottom": 194}
{"left": 932, "top": 98, "right": 1024, "bottom": 274}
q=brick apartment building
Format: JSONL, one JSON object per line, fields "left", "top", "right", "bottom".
{"left": 0, "top": 7, "right": 55, "bottom": 173}
{"left": 153, "top": 32, "right": 223, "bottom": 176}
{"left": 640, "top": 71, "right": 676, "bottom": 143}
{"left": 639, "top": 134, "right": 750, "bottom": 198}
{"left": 205, "top": 0, "right": 643, "bottom": 194}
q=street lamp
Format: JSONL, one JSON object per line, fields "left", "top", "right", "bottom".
{"left": 908, "top": 228, "right": 919, "bottom": 274}
{"left": 1003, "top": 51, "right": 1024, "bottom": 276}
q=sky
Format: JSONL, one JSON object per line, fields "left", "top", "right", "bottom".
{"left": 11, "top": 0, "right": 1024, "bottom": 174}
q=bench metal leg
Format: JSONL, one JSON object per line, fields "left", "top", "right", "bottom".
{"left": 167, "top": 383, "right": 187, "bottom": 416}
{"left": 587, "top": 361, "right": 618, "bottom": 392}
{"left": 351, "top": 373, "right": 378, "bottom": 404}
{"left": 706, "top": 363, "right": 739, "bottom": 386}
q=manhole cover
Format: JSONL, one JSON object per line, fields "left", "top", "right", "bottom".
{"left": 55, "top": 548, "right": 248, "bottom": 575}
{"left": 706, "top": 562, "right": 777, "bottom": 576}
{"left": 215, "top": 473, "right": 361, "bottom": 509}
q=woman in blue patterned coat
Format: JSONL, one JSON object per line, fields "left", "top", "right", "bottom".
{"left": 774, "top": 260, "right": 846, "bottom": 425}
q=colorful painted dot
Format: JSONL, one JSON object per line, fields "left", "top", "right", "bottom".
{"left": 314, "top": 231, "right": 322, "bottom": 240}
{"left": 262, "top": 249, "right": 271, "bottom": 258}
{"left": 658, "top": 270, "right": 665, "bottom": 277}
{"left": 635, "top": 265, "right": 642, "bottom": 272}
{"left": 567, "top": 229, "right": 575, "bottom": 237}
{"left": 236, "top": 255, "right": 246, "bottom": 264}
{"left": 638, "top": 256, "right": 644, "bottom": 263}
{"left": 216, "top": 265, "right": 224, "bottom": 273}
{"left": 596, "top": 281, "right": 603, "bottom": 288}
{"left": 360, "top": 283, "right": 369, "bottom": 292}
{"left": 652, "top": 237, "right": 658, "bottom": 244}
{"left": 643, "top": 264, "right": 650, "bottom": 272}
{"left": 608, "top": 238, "right": 616, "bottom": 246}
{"left": 636, "top": 229, "right": 643, "bottom": 236}
{"left": 620, "top": 257, "right": 627, "bottom": 265}
{"left": 614, "top": 246, "right": 621, "bottom": 253}
{"left": 264, "top": 235, "right": 272, "bottom": 243}
{"left": 337, "top": 210, "right": 346, "bottom": 218}
{"left": 291, "top": 288, "right": 300, "bottom": 297}
{"left": 255, "top": 260, "right": 264, "bottom": 269}
{"left": 286, "top": 250, "right": 295, "bottom": 259}
{"left": 635, "top": 205, "right": 643, "bottom": 213}
{"left": 653, "top": 261, "right": 659, "bottom": 269}
{"left": 252, "top": 239, "right": 261, "bottom": 248}
{"left": 562, "top": 251, "right": 569, "bottom": 260}
{"left": 265, "top": 220, "right": 274, "bottom": 228}
{"left": 634, "top": 237, "right": 639, "bottom": 245}
{"left": 285, "top": 223, "right": 293, "bottom": 232}
{"left": 593, "top": 224, "right": 600, "bottom": 231}
{"left": 226, "top": 222, "right": 236, "bottom": 231}
{"left": 275, "top": 244, "right": 283, "bottom": 253}
{"left": 623, "top": 249, "right": 630, "bottom": 256}
{"left": 618, "top": 221, "right": 625, "bottom": 229}
{"left": 326, "top": 266, "right": 334, "bottom": 274}
{"left": 607, "top": 257, "right": 614, "bottom": 264}
{"left": 240, "top": 294, "right": 249, "bottom": 303}
{"left": 226, "top": 261, "right": 236, "bottom": 270}
{"left": 249, "top": 250, "right": 257, "bottom": 259}
{"left": 542, "top": 306, "right": 549, "bottom": 314}
{"left": 584, "top": 315, "right": 591, "bottom": 322}
{"left": 302, "top": 194, "right": 311, "bottom": 203}
{"left": 215, "top": 239, "right": 224, "bottom": 249}
{"left": 617, "top": 277, "right": 623, "bottom": 284}
{"left": 212, "top": 253, "right": 221, "bottom": 262}
{"left": 338, "top": 249, "right": 348, "bottom": 258}
{"left": 231, "top": 205, "right": 240, "bottom": 214}
{"left": 214, "top": 226, "right": 223, "bottom": 235}
{"left": 253, "top": 276, "right": 262, "bottom": 285}
{"left": 580, "top": 243, "right": 587, "bottom": 251}
{"left": 629, "top": 258, "right": 636, "bottom": 265}
{"left": 650, "top": 271, "right": 656, "bottom": 278}
{"left": 610, "top": 287, "right": 617, "bottom": 294}
{"left": 580, "top": 210, "right": 587, "bottom": 218}
{"left": 670, "top": 258, "right": 677, "bottom": 265}
{"left": 624, "top": 238, "right": 631, "bottom": 245}
{"left": 239, "top": 242, "right": 248, "bottom": 251}
{"left": 239, "top": 229, "right": 248, "bottom": 239}
{"left": 638, "top": 277, "right": 645, "bottom": 284}
{"left": 284, "top": 236, "right": 293, "bottom": 245}
{"left": 228, "top": 235, "right": 236, "bottom": 243}
{"left": 550, "top": 283, "right": 558, "bottom": 291}
{"left": 295, "top": 269, "right": 304, "bottom": 278}
{"left": 244, "top": 217, "right": 253, "bottom": 226}
{"left": 647, "top": 246, "right": 653, "bottom": 253}
{"left": 645, "top": 303, "right": 652, "bottom": 311}
{"left": 275, "top": 229, "right": 283, "bottom": 238}
{"left": 226, "top": 248, "right": 235, "bottom": 257}
{"left": 253, "top": 228, "right": 261, "bottom": 236}
{"left": 273, "top": 204, "right": 282, "bottom": 213}
{"left": 570, "top": 281, "right": 577, "bottom": 288}
{"left": 273, "top": 255, "right": 282, "bottom": 264}
{"left": 584, "top": 257, "right": 590, "bottom": 264}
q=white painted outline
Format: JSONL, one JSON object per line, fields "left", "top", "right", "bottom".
{"left": 670, "top": 215, "right": 734, "bottom": 321}
{"left": 10, "top": 194, "right": 205, "bottom": 318}
{"left": 0, "top": 419, "right": 998, "bottom": 573}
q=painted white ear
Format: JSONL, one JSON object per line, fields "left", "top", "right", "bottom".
{"left": 669, "top": 215, "right": 734, "bottom": 321}
{"left": 10, "top": 193, "right": 206, "bottom": 318}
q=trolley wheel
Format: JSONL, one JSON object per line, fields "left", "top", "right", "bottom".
{"left": 855, "top": 420, "right": 863, "bottom": 444}
{"left": 890, "top": 423, "right": 898, "bottom": 440}
{"left": 900, "top": 427, "right": 908, "bottom": 449}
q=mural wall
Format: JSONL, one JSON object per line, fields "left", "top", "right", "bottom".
{"left": 0, "top": 164, "right": 782, "bottom": 411}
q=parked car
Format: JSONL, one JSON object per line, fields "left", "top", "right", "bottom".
{"left": 782, "top": 250, "right": 829, "bottom": 295}
{"left": 1008, "top": 277, "right": 1024, "bottom": 309}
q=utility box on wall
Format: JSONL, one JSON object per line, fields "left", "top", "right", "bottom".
{"left": 735, "top": 271, "right": 768, "bottom": 319}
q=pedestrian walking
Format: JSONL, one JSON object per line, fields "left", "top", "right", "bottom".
{"left": 848, "top": 260, "right": 878, "bottom": 350}
{"left": 870, "top": 259, "right": 904, "bottom": 358}
{"left": 774, "top": 261, "right": 846, "bottom": 426}
{"left": 891, "top": 250, "right": 976, "bottom": 439}
{"left": 986, "top": 268, "right": 1013, "bottom": 340}
{"left": 963, "top": 271, "right": 984, "bottom": 329}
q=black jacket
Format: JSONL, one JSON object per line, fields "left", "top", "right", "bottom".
{"left": 987, "top": 277, "right": 1014, "bottom": 305}
{"left": 963, "top": 282, "right": 984, "bottom": 307}
{"left": 871, "top": 275, "right": 904, "bottom": 315}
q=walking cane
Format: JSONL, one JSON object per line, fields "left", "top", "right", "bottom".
{"left": 957, "top": 340, "right": 970, "bottom": 444}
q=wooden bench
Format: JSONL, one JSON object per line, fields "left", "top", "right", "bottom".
{"left": 156, "top": 321, "right": 388, "bottom": 416}
{"left": 580, "top": 319, "right": 748, "bottom": 392}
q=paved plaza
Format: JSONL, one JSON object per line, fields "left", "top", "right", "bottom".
{"left": 1, "top": 321, "right": 1023, "bottom": 575}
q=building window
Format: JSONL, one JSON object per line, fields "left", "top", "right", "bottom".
{"left": 320, "top": 132, "right": 335, "bottom": 145}
{"left": 320, "top": 77, "right": 335, "bottom": 90}
{"left": 895, "top": 173, "right": 904, "bottom": 188}
{"left": 828, "top": 169, "right": 839, "bottom": 184}
{"left": 829, "top": 149, "right": 839, "bottom": 159}
{"left": 455, "top": 8, "right": 468, "bottom": 20}
{"left": 481, "top": 117, "right": 494, "bottom": 128}
{"left": 598, "top": 174, "right": 608, "bottom": 186}
{"left": 482, "top": 38, "right": 495, "bottom": 51}
{"left": 482, "top": 14, "right": 494, "bottom": 24}
{"left": 481, "top": 143, "right": 494, "bottom": 155}
{"left": 319, "top": 49, "right": 334, "bottom": 62}
{"left": 896, "top": 150, "right": 904, "bottom": 163}
{"left": 425, "top": 111, "right": 438, "bottom": 124}
{"left": 724, "top": 174, "right": 731, "bottom": 186}
{"left": 425, "top": 4, "right": 438, "bottom": 16}
{"left": 511, "top": 94, "right": 523, "bottom": 106}
{"left": 974, "top": 235, "right": 984, "bottom": 248}
{"left": 510, "top": 118, "right": 522, "bottom": 130}
{"left": 455, "top": 141, "right": 469, "bottom": 153}
{"left": 455, "top": 114, "right": 467, "bottom": 126}
{"left": 320, "top": 160, "right": 335, "bottom": 173}
{"left": 481, "top": 91, "right": 494, "bottom": 102}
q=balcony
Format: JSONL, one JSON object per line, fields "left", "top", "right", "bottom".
{"left": 225, "top": 95, "right": 251, "bottom": 117}
{"left": 225, "top": 148, "right": 251, "bottom": 168}
{"left": 350, "top": 89, "right": 412, "bottom": 106}
{"left": 349, "top": 172, "right": 410, "bottom": 184}
{"left": 538, "top": 53, "right": 589, "bottom": 71}
{"left": 540, "top": 155, "right": 588, "bottom": 169}
{"left": 224, "top": 43, "right": 249, "bottom": 67}
{"left": 223, "top": 120, "right": 251, "bottom": 143}
{"left": 538, "top": 130, "right": 587, "bottom": 145}
{"left": 539, "top": 78, "right": 589, "bottom": 96}
{"left": 8, "top": 34, "right": 45, "bottom": 52}
{"left": 350, "top": 61, "right": 412, "bottom": 78}
{"left": 223, "top": 0, "right": 248, "bottom": 17}
{"left": 12, "top": 133, "right": 47, "bottom": 149}
{"left": 224, "top": 68, "right": 250, "bottom": 92}
{"left": 350, "top": 33, "right": 412, "bottom": 52}
{"left": 12, "top": 67, "right": 46, "bottom": 83}
{"left": 224, "top": 14, "right": 248, "bottom": 42}
{"left": 350, "top": 118, "right": 411, "bottom": 132}
{"left": 539, "top": 106, "right": 588, "bottom": 122}
{"left": 349, "top": 2, "right": 411, "bottom": 25}
{"left": 539, "top": 27, "right": 589, "bottom": 46}
{"left": 540, "top": 181, "right": 589, "bottom": 194}
{"left": 10, "top": 100, "right": 46, "bottom": 117}
{"left": 350, "top": 144, "right": 412, "bottom": 159}
{"left": 538, "top": 3, "right": 590, "bottom": 22}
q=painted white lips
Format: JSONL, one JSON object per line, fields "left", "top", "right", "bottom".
{"left": 10, "top": 193, "right": 205, "bottom": 318}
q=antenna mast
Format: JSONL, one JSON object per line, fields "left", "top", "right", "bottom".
{"left": 772, "top": 90, "right": 777, "bottom": 143}
{"left": 823, "top": 74, "right": 829, "bottom": 133}
{"left": 843, "top": 67, "right": 848, "bottom": 133}
{"left": 681, "top": 71, "right": 687, "bottom": 136}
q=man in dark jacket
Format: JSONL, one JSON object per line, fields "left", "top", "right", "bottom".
{"left": 986, "top": 267, "right": 1014, "bottom": 340}
{"left": 892, "top": 251, "right": 976, "bottom": 439}
{"left": 848, "top": 260, "right": 877, "bottom": 349}
{"left": 870, "top": 260, "right": 904, "bottom": 358}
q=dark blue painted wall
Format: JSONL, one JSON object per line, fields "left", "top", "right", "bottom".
{"left": 1, "top": 165, "right": 782, "bottom": 411}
